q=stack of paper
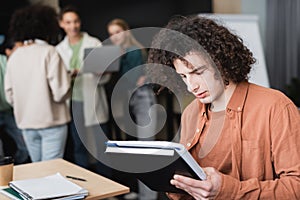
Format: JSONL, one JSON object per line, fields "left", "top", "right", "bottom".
{"left": 6, "top": 173, "right": 88, "bottom": 200}
{"left": 0, "top": 187, "right": 23, "bottom": 200}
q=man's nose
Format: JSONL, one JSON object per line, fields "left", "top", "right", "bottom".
{"left": 187, "top": 77, "right": 200, "bottom": 93}
{"left": 191, "top": 83, "right": 199, "bottom": 92}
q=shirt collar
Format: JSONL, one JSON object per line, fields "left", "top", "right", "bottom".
{"left": 197, "top": 100, "right": 209, "bottom": 118}
{"left": 226, "top": 81, "right": 249, "bottom": 112}
{"left": 196, "top": 81, "right": 250, "bottom": 114}
{"left": 34, "top": 39, "right": 48, "bottom": 45}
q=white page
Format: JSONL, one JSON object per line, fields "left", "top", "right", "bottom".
{"left": 106, "top": 140, "right": 207, "bottom": 180}
{"left": 105, "top": 146, "right": 175, "bottom": 156}
{"left": 177, "top": 149, "right": 207, "bottom": 180}
{"left": 106, "top": 140, "right": 184, "bottom": 150}
{"left": 9, "top": 173, "right": 88, "bottom": 200}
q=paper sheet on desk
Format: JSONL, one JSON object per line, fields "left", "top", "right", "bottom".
{"left": 9, "top": 173, "right": 88, "bottom": 200}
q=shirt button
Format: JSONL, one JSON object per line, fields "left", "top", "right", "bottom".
{"left": 187, "top": 143, "right": 191, "bottom": 147}
{"left": 196, "top": 128, "right": 200, "bottom": 133}
{"left": 237, "top": 107, "right": 241, "bottom": 111}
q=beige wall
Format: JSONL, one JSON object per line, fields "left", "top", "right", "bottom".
{"left": 213, "top": 0, "right": 266, "bottom": 50}
{"left": 213, "top": 0, "right": 241, "bottom": 13}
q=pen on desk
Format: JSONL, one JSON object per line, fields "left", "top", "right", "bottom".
{"left": 66, "top": 175, "right": 87, "bottom": 182}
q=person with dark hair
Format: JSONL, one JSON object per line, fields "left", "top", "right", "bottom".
{"left": 8, "top": 4, "right": 60, "bottom": 45}
{"left": 0, "top": 37, "right": 30, "bottom": 164}
{"left": 107, "top": 18, "right": 157, "bottom": 141}
{"left": 4, "top": 4, "right": 71, "bottom": 162}
{"left": 107, "top": 18, "right": 158, "bottom": 200}
{"left": 56, "top": 5, "right": 112, "bottom": 177}
{"left": 147, "top": 15, "right": 300, "bottom": 199}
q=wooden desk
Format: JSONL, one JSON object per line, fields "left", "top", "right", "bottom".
{"left": 0, "top": 159, "right": 129, "bottom": 200}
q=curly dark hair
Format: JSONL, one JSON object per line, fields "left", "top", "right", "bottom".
{"left": 8, "top": 4, "right": 59, "bottom": 44}
{"left": 147, "top": 15, "right": 256, "bottom": 88}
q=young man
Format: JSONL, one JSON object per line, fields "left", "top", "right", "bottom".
{"left": 147, "top": 15, "right": 300, "bottom": 199}
{"left": 56, "top": 5, "right": 111, "bottom": 177}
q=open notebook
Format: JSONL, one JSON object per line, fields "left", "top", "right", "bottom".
{"left": 105, "top": 140, "right": 207, "bottom": 193}
{"left": 8, "top": 173, "right": 88, "bottom": 200}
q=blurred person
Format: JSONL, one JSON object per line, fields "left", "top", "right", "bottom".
{"left": 56, "top": 5, "right": 112, "bottom": 177}
{"left": 107, "top": 18, "right": 158, "bottom": 200}
{"left": 107, "top": 18, "right": 157, "bottom": 141}
{"left": 0, "top": 38, "right": 30, "bottom": 164}
{"left": 5, "top": 4, "right": 71, "bottom": 162}
{"left": 148, "top": 15, "right": 300, "bottom": 199}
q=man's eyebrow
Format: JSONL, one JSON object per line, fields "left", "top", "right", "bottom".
{"left": 189, "top": 65, "right": 206, "bottom": 74}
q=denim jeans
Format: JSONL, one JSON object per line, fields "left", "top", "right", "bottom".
{"left": 70, "top": 101, "right": 112, "bottom": 178}
{"left": 69, "top": 101, "right": 91, "bottom": 169}
{"left": 130, "top": 86, "right": 158, "bottom": 200}
{"left": 0, "top": 110, "right": 29, "bottom": 164}
{"left": 129, "top": 85, "right": 157, "bottom": 140}
{"left": 22, "top": 124, "right": 68, "bottom": 162}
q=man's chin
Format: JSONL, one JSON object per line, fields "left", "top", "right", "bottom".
{"left": 198, "top": 98, "right": 210, "bottom": 104}
{"left": 69, "top": 31, "right": 80, "bottom": 36}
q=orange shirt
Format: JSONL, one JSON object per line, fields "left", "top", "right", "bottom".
{"left": 174, "top": 81, "right": 300, "bottom": 199}
{"left": 190, "top": 109, "right": 233, "bottom": 176}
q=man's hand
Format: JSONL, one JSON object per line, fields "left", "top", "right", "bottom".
{"left": 170, "top": 167, "right": 222, "bottom": 200}
{"left": 70, "top": 69, "right": 79, "bottom": 78}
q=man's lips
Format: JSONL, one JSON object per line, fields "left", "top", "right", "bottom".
{"left": 195, "top": 91, "right": 207, "bottom": 98}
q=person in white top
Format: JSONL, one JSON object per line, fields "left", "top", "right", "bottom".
{"left": 5, "top": 4, "right": 71, "bottom": 162}
{"left": 56, "top": 5, "right": 112, "bottom": 177}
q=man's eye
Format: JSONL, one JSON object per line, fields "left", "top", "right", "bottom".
{"left": 196, "top": 69, "right": 206, "bottom": 75}
{"left": 180, "top": 74, "right": 186, "bottom": 79}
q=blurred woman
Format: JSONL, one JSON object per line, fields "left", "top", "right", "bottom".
{"left": 107, "top": 18, "right": 158, "bottom": 200}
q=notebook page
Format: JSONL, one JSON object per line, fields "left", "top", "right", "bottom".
{"left": 9, "top": 173, "right": 88, "bottom": 200}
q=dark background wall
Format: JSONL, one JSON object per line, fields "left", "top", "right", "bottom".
{"left": 0, "top": 0, "right": 212, "bottom": 43}
{"left": 0, "top": 0, "right": 30, "bottom": 36}
{"left": 59, "top": 0, "right": 212, "bottom": 41}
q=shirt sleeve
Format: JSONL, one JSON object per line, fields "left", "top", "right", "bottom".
{"left": 97, "top": 73, "right": 111, "bottom": 85}
{"left": 4, "top": 59, "right": 14, "bottom": 106}
{"left": 47, "top": 49, "right": 71, "bottom": 103}
{"left": 216, "top": 102, "right": 300, "bottom": 199}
